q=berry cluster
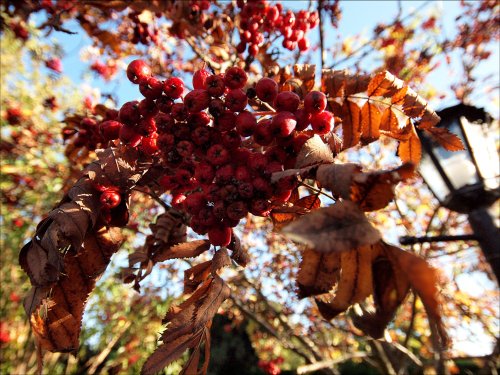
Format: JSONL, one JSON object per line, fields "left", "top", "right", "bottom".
{"left": 236, "top": 0, "right": 319, "bottom": 56}
{"left": 258, "top": 357, "right": 283, "bottom": 375}
{"left": 62, "top": 107, "right": 121, "bottom": 151}
{"left": 4, "top": 106, "right": 24, "bottom": 125}
{"left": 90, "top": 60, "right": 118, "bottom": 81}
{"left": 45, "top": 57, "right": 63, "bottom": 74}
{"left": 97, "top": 59, "right": 334, "bottom": 247}
{"left": 128, "top": 11, "right": 159, "bottom": 45}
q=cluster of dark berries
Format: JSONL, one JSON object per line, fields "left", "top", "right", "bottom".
{"left": 4, "top": 106, "right": 24, "bottom": 125}
{"left": 128, "top": 11, "right": 159, "bottom": 45}
{"left": 62, "top": 108, "right": 121, "bottom": 151}
{"left": 98, "top": 59, "right": 334, "bottom": 246}
{"left": 235, "top": 0, "right": 319, "bottom": 56}
{"left": 258, "top": 357, "right": 284, "bottom": 375}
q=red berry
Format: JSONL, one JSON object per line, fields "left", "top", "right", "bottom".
{"left": 140, "top": 134, "right": 159, "bottom": 155}
{"left": 193, "top": 68, "right": 210, "bottom": 89}
{"left": 304, "top": 91, "right": 327, "bottom": 114}
{"left": 256, "top": 78, "right": 278, "bottom": 103}
{"left": 192, "top": 126, "right": 212, "bottom": 145}
{"left": 45, "top": 57, "right": 63, "bottom": 73}
{"left": 226, "top": 201, "right": 248, "bottom": 221}
{"left": 216, "top": 110, "right": 237, "bottom": 131}
{"left": 206, "top": 74, "right": 226, "bottom": 97}
{"left": 271, "top": 111, "right": 297, "bottom": 137}
{"left": 184, "top": 89, "right": 211, "bottom": 113}
{"left": 139, "top": 77, "right": 163, "bottom": 99}
{"left": 250, "top": 199, "right": 271, "bottom": 217}
{"left": 100, "top": 190, "right": 121, "bottom": 209}
{"left": 119, "top": 124, "right": 142, "bottom": 147}
{"left": 223, "top": 67, "right": 247, "bottom": 89}
{"left": 176, "top": 140, "right": 194, "bottom": 158}
{"left": 215, "top": 164, "right": 235, "bottom": 184}
{"left": 253, "top": 118, "right": 274, "bottom": 146}
{"left": 138, "top": 98, "right": 159, "bottom": 118}
{"left": 119, "top": 101, "right": 140, "bottom": 124}
{"left": 294, "top": 108, "right": 311, "bottom": 131}
{"left": 184, "top": 192, "right": 206, "bottom": 215}
{"left": 188, "top": 111, "right": 211, "bottom": 127}
{"left": 100, "top": 120, "right": 123, "bottom": 141}
{"left": 171, "top": 193, "right": 186, "bottom": 209}
{"left": 221, "top": 130, "right": 242, "bottom": 149}
{"left": 163, "top": 77, "right": 185, "bottom": 99}
{"left": 127, "top": 59, "right": 151, "bottom": 84}
{"left": 274, "top": 91, "right": 300, "bottom": 112}
{"left": 298, "top": 38, "right": 310, "bottom": 51}
{"left": 171, "top": 103, "right": 188, "bottom": 121}
{"left": 311, "top": 111, "right": 334, "bottom": 134}
{"left": 225, "top": 89, "right": 248, "bottom": 112}
{"left": 195, "top": 162, "right": 215, "bottom": 185}
{"left": 235, "top": 111, "right": 257, "bottom": 137}
{"left": 207, "top": 144, "right": 230, "bottom": 165}
{"left": 208, "top": 226, "right": 232, "bottom": 247}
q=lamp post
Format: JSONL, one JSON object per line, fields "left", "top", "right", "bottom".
{"left": 400, "top": 104, "right": 500, "bottom": 283}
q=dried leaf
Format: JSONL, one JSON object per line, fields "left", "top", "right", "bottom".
{"left": 271, "top": 165, "right": 317, "bottom": 184}
{"left": 316, "top": 163, "right": 362, "bottom": 199}
{"left": 153, "top": 240, "right": 211, "bottom": 263}
{"left": 350, "top": 163, "right": 415, "bottom": 211}
{"left": 367, "top": 71, "right": 404, "bottom": 97}
{"left": 424, "top": 127, "right": 464, "bottom": 151}
{"left": 297, "top": 249, "right": 341, "bottom": 298}
{"left": 360, "top": 101, "right": 382, "bottom": 144}
{"left": 227, "top": 233, "right": 249, "bottom": 267}
{"left": 316, "top": 245, "right": 374, "bottom": 319}
{"left": 380, "top": 107, "right": 399, "bottom": 132}
{"left": 384, "top": 244, "right": 450, "bottom": 349}
{"left": 294, "top": 64, "right": 316, "bottom": 96}
{"left": 282, "top": 201, "right": 381, "bottom": 253}
{"left": 341, "top": 100, "right": 362, "bottom": 148}
{"left": 184, "top": 261, "right": 212, "bottom": 294}
{"left": 295, "top": 135, "right": 334, "bottom": 169}
{"left": 398, "top": 126, "right": 422, "bottom": 165}
{"left": 211, "top": 248, "right": 231, "bottom": 275}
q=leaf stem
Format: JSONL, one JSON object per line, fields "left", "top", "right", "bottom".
{"left": 299, "top": 181, "right": 336, "bottom": 202}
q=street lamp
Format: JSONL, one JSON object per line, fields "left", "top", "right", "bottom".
{"left": 400, "top": 103, "right": 500, "bottom": 282}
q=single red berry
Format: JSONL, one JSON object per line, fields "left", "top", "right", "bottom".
{"left": 176, "top": 140, "right": 194, "bottom": 158}
{"left": 171, "top": 193, "right": 186, "bottom": 209}
{"left": 100, "top": 190, "right": 121, "bottom": 209}
{"left": 184, "top": 192, "right": 206, "bottom": 215}
{"left": 170, "top": 103, "right": 188, "bottom": 121}
{"left": 119, "top": 124, "right": 142, "bottom": 147}
{"left": 256, "top": 78, "right": 278, "bottom": 103}
{"left": 206, "top": 74, "right": 226, "bottom": 97}
{"left": 157, "top": 96, "right": 174, "bottom": 113}
{"left": 159, "top": 175, "right": 177, "bottom": 190}
{"left": 45, "top": 57, "right": 63, "bottom": 73}
{"left": 192, "top": 126, "right": 212, "bottom": 145}
{"left": 138, "top": 117, "right": 157, "bottom": 135}
{"left": 225, "top": 89, "right": 248, "bottom": 112}
{"left": 304, "top": 91, "right": 327, "bottom": 114}
{"left": 184, "top": 89, "right": 211, "bottom": 113}
{"left": 208, "top": 226, "right": 232, "bottom": 247}
{"left": 139, "top": 76, "right": 163, "bottom": 99}
{"left": 155, "top": 113, "right": 175, "bottom": 133}
{"left": 195, "top": 162, "right": 215, "bottom": 185}
{"left": 248, "top": 152, "right": 268, "bottom": 171}
{"left": 238, "top": 182, "right": 254, "bottom": 198}
{"left": 119, "top": 101, "right": 140, "bottom": 124}
{"left": 138, "top": 98, "right": 159, "bottom": 118}
{"left": 163, "top": 77, "right": 185, "bottom": 99}
{"left": 221, "top": 129, "right": 242, "bottom": 149}
{"left": 235, "top": 111, "right": 257, "bottom": 137}
{"left": 127, "top": 59, "right": 151, "bottom": 84}
{"left": 209, "top": 98, "right": 226, "bottom": 118}
{"left": 207, "top": 144, "right": 230, "bottom": 165}
{"left": 216, "top": 110, "right": 237, "bottom": 131}
{"left": 223, "top": 67, "right": 247, "bottom": 89}
{"left": 274, "top": 91, "right": 300, "bottom": 112}
{"left": 99, "top": 120, "right": 123, "bottom": 141}
{"left": 140, "top": 134, "right": 159, "bottom": 155}
{"left": 215, "top": 164, "right": 235, "bottom": 184}
{"left": 311, "top": 111, "right": 334, "bottom": 134}
{"left": 253, "top": 118, "right": 274, "bottom": 146}
{"left": 188, "top": 112, "right": 211, "bottom": 127}
{"left": 193, "top": 68, "right": 210, "bottom": 89}
{"left": 294, "top": 108, "right": 311, "bottom": 131}
{"left": 248, "top": 44, "right": 259, "bottom": 56}
{"left": 271, "top": 111, "right": 297, "bottom": 137}
{"left": 298, "top": 38, "right": 310, "bottom": 51}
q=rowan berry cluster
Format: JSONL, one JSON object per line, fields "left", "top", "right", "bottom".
{"left": 128, "top": 11, "right": 159, "bottom": 45}
{"left": 236, "top": 0, "right": 319, "bottom": 56}
{"left": 95, "top": 59, "right": 334, "bottom": 246}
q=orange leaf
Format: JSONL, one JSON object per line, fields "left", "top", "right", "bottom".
{"left": 341, "top": 100, "right": 362, "bottom": 148}
{"left": 153, "top": 240, "right": 211, "bottom": 263}
{"left": 297, "top": 249, "right": 341, "bottom": 298}
{"left": 367, "top": 71, "right": 403, "bottom": 97}
{"left": 380, "top": 107, "right": 399, "bottom": 132}
{"left": 398, "top": 126, "right": 422, "bottom": 165}
{"left": 424, "top": 127, "right": 464, "bottom": 151}
{"left": 360, "top": 101, "right": 382, "bottom": 144}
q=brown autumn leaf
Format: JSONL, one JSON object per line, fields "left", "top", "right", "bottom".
{"left": 316, "top": 163, "right": 361, "bottom": 199}
{"left": 26, "top": 226, "right": 123, "bottom": 352}
{"left": 211, "top": 248, "right": 232, "bottom": 275}
{"left": 350, "top": 163, "right": 415, "bottom": 211}
{"left": 282, "top": 201, "right": 381, "bottom": 253}
{"left": 227, "top": 233, "right": 250, "bottom": 267}
{"left": 315, "top": 245, "right": 374, "bottom": 319}
{"left": 270, "top": 194, "right": 321, "bottom": 230}
{"left": 424, "top": 127, "right": 465, "bottom": 151}
{"left": 380, "top": 107, "right": 399, "bottom": 132}
{"left": 270, "top": 165, "right": 317, "bottom": 184}
{"left": 398, "top": 126, "right": 422, "bottom": 165}
{"left": 294, "top": 64, "right": 316, "bottom": 96}
{"left": 391, "top": 86, "right": 408, "bottom": 105}
{"left": 341, "top": 100, "right": 362, "bottom": 148}
{"left": 295, "top": 134, "right": 335, "bottom": 169}
{"left": 153, "top": 240, "right": 211, "bottom": 263}
{"left": 384, "top": 244, "right": 450, "bottom": 349}
{"left": 184, "top": 261, "right": 212, "bottom": 294}
{"left": 367, "top": 70, "right": 404, "bottom": 97}
{"left": 297, "top": 249, "right": 341, "bottom": 298}
{"left": 360, "top": 101, "right": 382, "bottom": 144}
